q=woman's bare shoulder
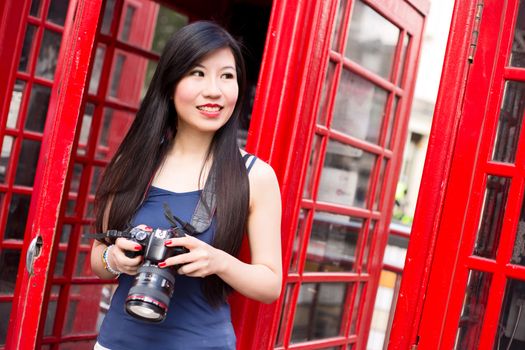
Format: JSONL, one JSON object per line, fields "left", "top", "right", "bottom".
{"left": 237, "top": 149, "right": 279, "bottom": 188}
{"left": 248, "top": 157, "right": 279, "bottom": 194}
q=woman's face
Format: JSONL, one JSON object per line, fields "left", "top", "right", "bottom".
{"left": 173, "top": 47, "right": 239, "bottom": 135}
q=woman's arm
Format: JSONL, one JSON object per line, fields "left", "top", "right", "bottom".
{"left": 218, "top": 159, "right": 282, "bottom": 302}
{"left": 91, "top": 238, "right": 144, "bottom": 278}
{"left": 91, "top": 197, "right": 115, "bottom": 279}
{"left": 90, "top": 197, "right": 143, "bottom": 278}
{"left": 91, "top": 240, "right": 116, "bottom": 279}
{"left": 163, "top": 160, "right": 283, "bottom": 303}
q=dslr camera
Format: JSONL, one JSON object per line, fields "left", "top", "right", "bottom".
{"left": 123, "top": 226, "right": 188, "bottom": 322}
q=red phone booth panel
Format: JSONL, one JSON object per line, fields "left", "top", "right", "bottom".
{"left": 0, "top": 0, "right": 73, "bottom": 346}
{"left": 391, "top": 0, "right": 525, "bottom": 349}
{"left": 0, "top": 0, "right": 189, "bottom": 347}
{"left": 236, "top": 1, "right": 427, "bottom": 349}
{"left": 38, "top": 1, "right": 188, "bottom": 347}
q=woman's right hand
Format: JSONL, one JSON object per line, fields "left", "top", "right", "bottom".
{"left": 109, "top": 237, "right": 144, "bottom": 275}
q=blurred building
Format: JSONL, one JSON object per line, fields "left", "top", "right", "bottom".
{"left": 395, "top": 0, "right": 454, "bottom": 225}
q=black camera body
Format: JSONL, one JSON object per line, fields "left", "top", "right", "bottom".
{"left": 125, "top": 226, "right": 188, "bottom": 262}
{"left": 124, "top": 226, "right": 189, "bottom": 323}
{"left": 90, "top": 202, "right": 199, "bottom": 323}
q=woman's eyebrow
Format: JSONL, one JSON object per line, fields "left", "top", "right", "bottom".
{"left": 192, "top": 64, "right": 234, "bottom": 70}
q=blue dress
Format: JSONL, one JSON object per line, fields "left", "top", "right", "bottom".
{"left": 97, "top": 187, "right": 236, "bottom": 350}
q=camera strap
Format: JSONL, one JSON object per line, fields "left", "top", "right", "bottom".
{"left": 90, "top": 229, "right": 133, "bottom": 240}
{"left": 189, "top": 153, "right": 256, "bottom": 233}
{"left": 190, "top": 170, "right": 216, "bottom": 233}
{"left": 163, "top": 202, "right": 197, "bottom": 235}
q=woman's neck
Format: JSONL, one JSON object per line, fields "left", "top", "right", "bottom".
{"left": 153, "top": 128, "right": 214, "bottom": 191}
{"left": 170, "top": 128, "right": 214, "bottom": 159}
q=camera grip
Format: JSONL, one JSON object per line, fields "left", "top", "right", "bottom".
{"left": 125, "top": 250, "right": 142, "bottom": 259}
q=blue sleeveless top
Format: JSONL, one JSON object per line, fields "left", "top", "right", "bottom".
{"left": 97, "top": 187, "right": 235, "bottom": 350}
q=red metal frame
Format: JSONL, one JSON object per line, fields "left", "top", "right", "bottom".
{"left": 387, "top": 0, "right": 479, "bottom": 347}
{"left": 232, "top": 0, "right": 345, "bottom": 347}
{"left": 0, "top": 0, "right": 88, "bottom": 345}
{"left": 0, "top": 0, "right": 32, "bottom": 316}
{"left": 38, "top": 0, "right": 164, "bottom": 347}
{"left": 391, "top": 0, "right": 525, "bottom": 349}
{"left": 233, "top": 0, "right": 428, "bottom": 349}
{"left": 5, "top": 0, "right": 103, "bottom": 348}
{"left": 231, "top": 1, "right": 332, "bottom": 347}
{"left": 423, "top": 0, "right": 525, "bottom": 347}
{"left": 335, "top": 2, "right": 425, "bottom": 347}
{"left": 0, "top": 0, "right": 160, "bottom": 347}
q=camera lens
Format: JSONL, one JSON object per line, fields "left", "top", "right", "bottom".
{"left": 125, "top": 263, "right": 175, "bottom": 322}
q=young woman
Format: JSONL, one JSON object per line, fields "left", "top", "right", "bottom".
{"left": 90, "top": 21, "right": 282, "bottom": 350}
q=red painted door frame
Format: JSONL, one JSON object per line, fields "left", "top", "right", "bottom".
{"left": 388, "top": 0, "right": 480, "bottom": 347}
{"left": 418, "top": 0, "right": 524, "bottom": 348}
{"left": 5, "top": 0, "right": 103, "bottom": 348}
{"left": 232, "top": 0, "right": 428, "bottom": 349}
{"left": 230, "top": 0, "right": 331, "bottom": 347}
{"left": 390, "top": 0, "right": 525, "bottom": 348}
{"left": 0, "top": 2, "right": 30, "bottom": 124}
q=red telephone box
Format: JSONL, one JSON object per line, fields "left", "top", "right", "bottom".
{"left": 238, "top": 1, "right": 428, "bottom": 349}
{"left": 0, "top": 0, "right": 429, "bottom": 349}
{"left": 390, "top": 0, "right": 525, "bottom": 349}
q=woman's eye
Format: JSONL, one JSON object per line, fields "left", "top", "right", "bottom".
{"left": 222, "top": 73, "right": 235, "bottom": 79}
{"left": 190, "top": 70, "right": 204, "bottom": 77}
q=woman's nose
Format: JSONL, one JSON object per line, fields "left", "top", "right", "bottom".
{"left": 203, "top": 77, "right": 221, "bottom": 97}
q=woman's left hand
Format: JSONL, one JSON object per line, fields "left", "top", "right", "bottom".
{"left": 160, "top": 236, "right": 226, "bottom": 278}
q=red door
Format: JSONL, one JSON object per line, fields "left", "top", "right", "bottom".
{"left": 231, "top": 0, "right": 429, "bottom": 349}
{"left": 390, "top": 0, "right": 525, "bottom": 348}
{"left": 1, "top": 0, "right": 268, "bottom": 348}
{"left": 0, "top": 0, "right": 103, "bottom": 348}
{"left": 0, "top": 0, "right": 187, "bottom": 348}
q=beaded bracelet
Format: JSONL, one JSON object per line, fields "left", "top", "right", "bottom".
{"left": 102, "top": 244, "right": 121, "bottom": 277}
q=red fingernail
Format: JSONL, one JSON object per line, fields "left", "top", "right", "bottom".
{"left": 134, "top": 245, "right": 142, "bottom": 251}
{"left": 145, "top": 226, "right": 153, "bottom": 232}
{"left": 158, "top": 262, "right": 166, "bottom": 268}
{"left": 164, "top": 240, "right": 172, "bottom": 246}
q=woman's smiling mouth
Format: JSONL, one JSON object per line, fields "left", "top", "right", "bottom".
{"left": 197, "top": 104, "right": 223, "bottom": 112}
{"left": 196, "top": 104, "right": 223, "bottom": 117}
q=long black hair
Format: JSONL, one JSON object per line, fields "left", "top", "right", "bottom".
{"left": 95, "top": 21, "right": 249, "bottom": 306}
